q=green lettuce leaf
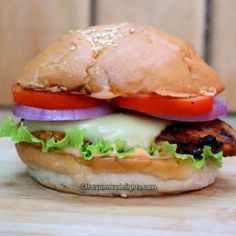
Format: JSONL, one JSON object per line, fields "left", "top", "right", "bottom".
{"left": 160, "top": 141, "right": 222, "bottom": 169}
{"left": 81, "top": 139, "right": 113, "bottom": 160}
{"left": 0, "top": 117, "right": 43, "bottom": 145}
{"left": 149, "top": 143, "right": 160, "bottom": 156}
{"left": 201, "top": 145, "right": 223, "bottom": 168}
{"left": 43, "top": 128, "right": 85, "bottom": 152}
{"left": 0, "top": 117, "right": 18, "bottom": 137}
{"left": 114, "top": 139, "right": 134, "bottom": 159}
{"left": 0, "top": 118, "right": 223, "bottom": 168}
{"left": 175, "top": 153, "right": 206, "bottom": 169}
{"left": 161, "top": 141, "right": 177, "bottom": 155}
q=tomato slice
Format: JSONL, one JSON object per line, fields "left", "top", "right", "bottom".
{"left": 111, "top": 94, "right": 213, "bottom": 115}
{"left": 12, "top": 84, "right": 105, "bottom": 109}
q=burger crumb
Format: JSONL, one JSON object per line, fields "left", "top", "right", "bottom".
{"left": 120, "top": 193, "right": 128, "bottom": 198}
{"left": 129, "top": 28, "right": 135, "bottom": 33}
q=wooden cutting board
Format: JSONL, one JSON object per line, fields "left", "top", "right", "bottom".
{"left": 0, "top": 137, "right": 236, "bottom": 236}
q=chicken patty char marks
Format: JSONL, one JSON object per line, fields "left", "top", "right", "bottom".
{"left": 156, "top": 119, "right": 236, "bottom": 158}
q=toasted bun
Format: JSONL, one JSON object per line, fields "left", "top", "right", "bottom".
{"left": 16, "top": 143, "right": 218, "bottom": 197}
{"left": 18, "top": 23, "right": 224, "bottom": 98}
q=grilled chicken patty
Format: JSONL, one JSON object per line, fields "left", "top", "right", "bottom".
{"left": 156, "top": 119, "right": 236, "bottom": 157}
{"left": 32, "top": 119, "right": 236, "bottom": 158}
{"left": 32, "top": 130, "right": 65, "bottom": 142}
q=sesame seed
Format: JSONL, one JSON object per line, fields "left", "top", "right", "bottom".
{"left": 129, "top": 27, "right": 135, "bottom": 33}
{"left": 70, "top": 42, "right": 77, "bottom": 50}
{"left": 81, "top": 23, "right": 128, "bottom": 53}
{"left": 61, "top": 86, "right": 68, "bottom": 91}
{"left": 49, "top": 86, "right": 61, "bottom": 93}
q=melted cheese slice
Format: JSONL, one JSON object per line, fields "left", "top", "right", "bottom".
{"left": 24, "top": 113, "right": 171, "bottom": 148}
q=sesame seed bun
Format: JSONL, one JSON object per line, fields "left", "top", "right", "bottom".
{"left": 18, "top": 23, "right": 224, "bottom": 98}
{"left": 16, "top": 143, "right": 218, "bottom": 197}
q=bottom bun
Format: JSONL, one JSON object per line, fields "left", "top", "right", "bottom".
{"left": 16, "top": 143, "right": 218, "bottom": 197}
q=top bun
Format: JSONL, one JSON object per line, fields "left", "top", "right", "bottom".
{"left": 18, "top": 23, "right": 224, "bottom": 98}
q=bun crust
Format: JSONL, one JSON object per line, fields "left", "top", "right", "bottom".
{"left": 18, "top": 23, "right": 224, "bottom": 98}
{"left": 16, "top": 143, "right": 218, "bottom": 197}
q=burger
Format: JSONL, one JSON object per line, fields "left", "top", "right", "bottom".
{"left": 0, "top": 23, "right": 235, "bottom": 197}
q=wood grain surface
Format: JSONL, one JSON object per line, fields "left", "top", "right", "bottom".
{"left": 0, "top": 137, "right": 236, "bottom": 235}
{"left": 0, "top": 0, "right": 90, "bottom": 106}
{"left": 96, "top": 0, "right": 206, "bottom": 55}
{"left": 211, "top": 0, "right": 236, "bottom": 112}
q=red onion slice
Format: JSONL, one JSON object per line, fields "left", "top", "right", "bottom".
{"left": 13, "top": 104, "right": 117, "bottom": 121}
{"left": 146, "top": 97, "right": 227, "bottom": 122}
